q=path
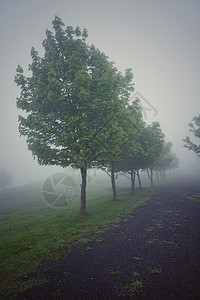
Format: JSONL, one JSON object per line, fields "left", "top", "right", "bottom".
{"left": 16, "top": 181, "right": 200, "bottom": 300}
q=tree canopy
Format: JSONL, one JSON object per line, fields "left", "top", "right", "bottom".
{"left": 183, "top": 114, "right": 200, "bottom": 157}
{"left": 15, "top": 16, "right": 134, "bottom": 212}
{"left": 15, "top": 16, "right": 179, "bottom": 212}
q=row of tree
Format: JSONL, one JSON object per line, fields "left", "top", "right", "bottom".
{"left": 15, "top": 16, "right": 178, "bottom": 213}
{"left": 101, "top": 119, "right": 179, "bottom": 201}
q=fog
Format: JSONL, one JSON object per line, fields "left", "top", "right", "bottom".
{"left": 0, "top": 0, "right": 200, "bottom": 187}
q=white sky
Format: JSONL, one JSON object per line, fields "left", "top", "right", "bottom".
{"left": 0, "top": 0, "right": 200, "bottom": 185}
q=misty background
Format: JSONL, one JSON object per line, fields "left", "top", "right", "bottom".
{"left": 0, "top": 0, "right": 200, "bottom": 187}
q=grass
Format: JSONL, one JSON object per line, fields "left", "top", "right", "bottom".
{"left": 134, "top": 256, "right": 143, "bottom": 261}
{"left": 149, "top": 268, "right": 162, "bottom": 275}
{"left": 159, "top": 240, "right": 174, "bottom": 245}
{"left": 183, "top": 192, "right": 200, "bottom": 202}
{"left": 147, "top": 238, "right": 158, "bottom": 245}
{"left": 86, "top": 246, "right": 93, "bottom": 251}
{"left": 145, "top": 226, "right": 154, "bottom": 231}
{"left": 155, "top": 223, "right": 163, "bottom": 228}
{"left": 109, "top": 269, "right": 121, "bottom": 276}
{"left": 117, "top": 272, "right": 144, "bottom": 296}
{"left": 0, "top": 181, "right": 153, "bottom": 299}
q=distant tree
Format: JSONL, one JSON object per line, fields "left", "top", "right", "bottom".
{"left": 0, "top": 169, "right": 14, "bottom": 189}
{"left": 99, "top": 99, "right": 139, "bottom": 200}
{"left": 115, "top": 100, "right": 146, "bottom": 194}
{"left": 183, "top": 114, "right": 200, "bottom": 157}
{"left": 168, "top": 153, "right": 179, "bottom": 171}
{"left": 153, "top": 142, "right": 179, "bottom": 181}
{"left": 97, "top": 107, "right": 131, "bottom": 201}
{"left": 15, "top": 16, "right": 132, "bottom": 212}
{"left": 115, "top": 157, "right": 143, "bottom": 194}
{"left": 145, "top": 122, "right": 165, "bottom": 186}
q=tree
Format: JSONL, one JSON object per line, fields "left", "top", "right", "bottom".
{"left": 144, "top": 122, "right": 165, "bottom": 186}
{"left": 153, "top": 142, "right": 179, "bottom": 181}
{"left": 99, "top": 97, "right": 145, "bottom": 200}
{"left": 114, "top": 99, "right": 146, "bottom": 194}
{"left": 183, "top": 114, "right": 200, "bottom": 157}
{"left": 15, "top": 16, "right": 131, "bottom": 213}
{"left": 97, "top": 109, "right": 130, "bottom": 201}
{"left": 0, "top": 169, "right": 14, "bottom": 189}
{"left": 118, "top": 120, "right": 165, "bottom": 189}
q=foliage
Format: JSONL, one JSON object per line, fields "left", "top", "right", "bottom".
{"left": 117, "top": 120, "right": 165, "bottom": 188}
{"left": 153, "top": 142, "right": 179, "bottom": 173}
{"left": 143, "top": 122, "right": 165, "bottom": 186}
{"left": 14, "top": 15, "right": 178, "bottom": 210}
{"left": 119, "top": 121, "right": 165, "bottom": 174}
{"left": 145, "top": 122, "right": 165, "bottom": 165}
{"left": 15, "top": 16, "right": 134, "bottom": 212}
{"left": 15, "top": 16, "right": 125, "bottom": 169}
{"left": 100, "top": 99, "right": 145, "bottom": 196}
{"left": 183, "top": 114, "right": 200, "bottom": 157}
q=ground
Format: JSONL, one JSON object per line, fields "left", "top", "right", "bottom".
{"left": 16, "top": 180, "right": 200, "bottom": 300}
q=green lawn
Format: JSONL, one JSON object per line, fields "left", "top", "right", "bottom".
{"left": 0, "top": 181, "right": 154, "bottom": 299}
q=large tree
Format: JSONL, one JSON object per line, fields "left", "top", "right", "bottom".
{"left": 15, "top": 16, "right": 131, "bottom": 213}
{"left": 183, "top": 114, "right": 200, "bottom": 157}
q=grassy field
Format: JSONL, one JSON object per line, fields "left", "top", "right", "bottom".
{"left": 0, "top": 180, "right": 155, "bottom": 299}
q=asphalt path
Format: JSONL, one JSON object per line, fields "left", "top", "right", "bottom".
{"left": 16, "top": 180, "right": 200, "bottom": 300}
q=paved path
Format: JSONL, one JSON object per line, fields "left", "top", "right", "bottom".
{"left": 17, "top": 182, "right": 200, "bottom": 300}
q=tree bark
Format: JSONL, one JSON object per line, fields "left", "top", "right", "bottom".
{"left": 80, "top": 166, "right": 87, "bottom": 213}
{"left": 156, "top": 171, "right": 160, "bottom": 183}
{"left": 111, "top": 162, "right": 117, "bottom": 201}
{"left": 131, "top": 169, "right": 135, "bottom": 194}
{"left": 147, "top": 168, "right": 154, "bottom": 187}
{"left": 136, "top": 169, "right": 142, "bottom": 189}
{"left": 150, "top": 169, "right": 154, "bottom": 186}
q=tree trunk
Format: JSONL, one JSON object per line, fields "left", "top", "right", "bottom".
{"left": 156, "top": 171, "right": 159, "bottom": 183}
{"left": 147, "top": 168, "right": 154, "bottom": 187}
{"left": 131, "top": 169, "right": 135, "bottom": 194}
{"left": 150, "top": 169, "right": 154, "bottom": 186}
{"left": 80, "top": 166, "right": 87, "bottom": 213}
{"left": 111, "top": 162, "right": 117, "bottom": 201}
{"left": 136, "top": 170, "right": 142, "bottom": 189}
